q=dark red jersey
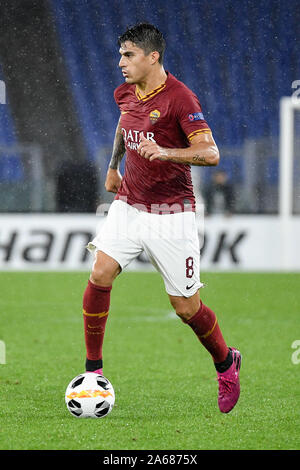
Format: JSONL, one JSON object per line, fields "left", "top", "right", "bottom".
{"left": 114, "top": 72, "right": 211, "bottom": 213}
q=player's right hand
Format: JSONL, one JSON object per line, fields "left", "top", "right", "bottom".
{"left": 105, "top": 168, "right": 122, "bottom": 193}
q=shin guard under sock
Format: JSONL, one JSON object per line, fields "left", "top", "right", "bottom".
{"left": 83, "top": 280, "right": 112, "bottom": 363}
{"left": 184, "top": 300, "right": 229, "bottom": 363}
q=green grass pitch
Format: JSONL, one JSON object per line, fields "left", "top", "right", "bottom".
{"left": 0, "top": 271, "right": 299, "bottom": 450}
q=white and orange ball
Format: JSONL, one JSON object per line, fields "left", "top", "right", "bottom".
{"left": 65, "top": 373, "right": 115, "bottom": 418}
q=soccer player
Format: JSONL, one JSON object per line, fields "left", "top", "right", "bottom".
{"left": 83, "top": 23, "right": 241, "bottom": 413}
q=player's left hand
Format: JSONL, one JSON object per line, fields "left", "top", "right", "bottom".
{"left": 137, "top": 134, "right": 169, "bottom": 162}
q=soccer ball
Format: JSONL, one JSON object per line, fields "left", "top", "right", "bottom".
{"left": 65, "top": 372, "right": 115, "bottom": 418}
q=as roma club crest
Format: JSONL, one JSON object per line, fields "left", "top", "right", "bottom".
{"left": 149, "top": 109, "right": 160, "bottom": 124}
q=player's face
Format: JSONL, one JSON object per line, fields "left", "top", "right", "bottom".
{"left": 119, "top": 41, "right": 153, "bottom": 84}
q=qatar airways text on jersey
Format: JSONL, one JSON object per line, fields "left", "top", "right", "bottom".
{"left": 122, "top": 128, "right": 155, "bottom": 150}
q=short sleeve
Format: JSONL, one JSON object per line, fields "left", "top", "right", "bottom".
{"left": 176, "top": 89, "right": 211, "bottom": 143}
{"left": 114, "top": 88, "right": 121, "bottom": 109}
{"left": 114, "top": 84, "right": 129, "bottom": 112}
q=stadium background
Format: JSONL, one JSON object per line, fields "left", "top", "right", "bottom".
{"left": 0, "top": 0, "right": 299, "bottom": 212}
{"left": 0, "top": 0, "right": 300, "bottom": 272}
{"left": 0, "top": 0, "right": 300, "bottom": 451}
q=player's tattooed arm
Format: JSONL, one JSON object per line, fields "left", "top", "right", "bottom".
{"left": 105, "top": 117, "right": 125, "bottom": 193}
{"left": 109, "top": 117, "right": 125, "bottom": 170}
{"left": 137, "top": 132, "right": 220, "bottom": 166}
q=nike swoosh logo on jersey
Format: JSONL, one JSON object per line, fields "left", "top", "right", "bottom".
{"left": 186, "top": 282, "right": 196, "bottom": 290}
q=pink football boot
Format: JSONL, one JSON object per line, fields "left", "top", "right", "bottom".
{"left": 217, "top": 347, "right": 242, "bottom": 413}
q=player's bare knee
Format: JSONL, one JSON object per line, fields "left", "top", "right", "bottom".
{"left": 170, "top": 300, "right": 193, "bottom": 322}
{"left": 90, "top": 265, "right": 117, "bottom": 287}
{"left": 90, "top": 251, "right": 121, "bottom": 286}
{"left": 169, "top": 295, "right": 200, "bottom": 322}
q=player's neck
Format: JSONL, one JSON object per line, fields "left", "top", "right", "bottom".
{"left": 136, "top": 67, "right": 167, "bottom": 97}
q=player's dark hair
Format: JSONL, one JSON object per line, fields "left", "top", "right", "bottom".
{"left": 118, "top": 23, "right": 166, "bottom": 64}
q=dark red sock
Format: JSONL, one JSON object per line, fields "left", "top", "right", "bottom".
{"left": 184, "top": 301, "right": 229, "bottom": 363}
{"left": 83, "top": 280, "right": 112, "bottom": 361}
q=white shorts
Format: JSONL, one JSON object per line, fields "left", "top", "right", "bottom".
{"left": 87, "top": 200, "right": 203, "bottom": 297}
